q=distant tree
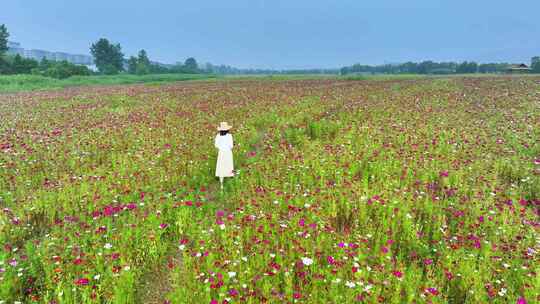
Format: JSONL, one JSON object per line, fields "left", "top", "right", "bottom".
{"left": 184, "top": 57, "right": 198, "bottom": 73}
{"left": 136, "top": 49, "right": 151, "bottom": 75}
{"left": 531, "top": 56, "right": 540, "bottom": 73}
{"left": 90, "top": 38, "right": 124, "bottom": 74}
{"left": 0, "top": 24, "right": 8, "bottom": 57}
{"left": 11, "top": 54, "right": 38, "bottom": 74}
{"left": 127, "top": 56, "right": 138, "bottom": 74}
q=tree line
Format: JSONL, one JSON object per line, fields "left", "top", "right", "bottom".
{"left": 0, "top": 24, "right": 202, "bottom": 78}
{"left": 340, "top": 60, "right": 540, "bottom": 75}
{"left": 0, "top": 24, "right": 91, "bottom": 78}
{"left": 90, "top": 38, "right": 201, "bottom": 75}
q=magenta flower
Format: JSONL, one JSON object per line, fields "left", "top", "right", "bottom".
{"left": 517, "top": 297, "right": 527, "bottom": 304}
{"left": 439, "top": 171, "right": 449, "bottom": 177}
{"left": 74, "top": 278, "right": 89, "bottom": 286}
{"left": 424, "top": 259, "right": 433, "bottom": 265}
{"left": 327, "top": 256, "right": 335, "bottom": 265}
{"left": 393, "top": 271, "right": 403, "bottom": 278}
{"left": 159, "top": 223, "right": 168, "bottom": 229}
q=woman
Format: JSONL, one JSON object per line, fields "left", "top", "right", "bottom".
{"left": 214, "top": 122, "right": 234, "bottom": 189}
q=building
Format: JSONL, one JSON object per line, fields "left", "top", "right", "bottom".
{"left": 6, "top": 41, "right": 94, "bottom": 66}
{"left": 506, "top": 64, "right": 531, "bottom": 74}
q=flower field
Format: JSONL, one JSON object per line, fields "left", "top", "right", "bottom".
{"left": 0, "top": 77, "right": 539, "bottom": 303}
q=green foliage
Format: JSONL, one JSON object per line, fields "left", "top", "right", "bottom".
{"left": 0, "top": 73, "right": 217, "bottom": 93}
{"left": 531, "top": 56, "right": 540, "bottom": 73}
{"left": 283, "top": 126, "right": 306, "bottom": 147}
{"left": 184, "top": 57, "right": 198, "bottom": 73}
{"left": 90, "top": 38, "right": 125, "bottom": 74}
{"left": 306, "top": 119, "right": 340, "bottom": 140}
{"left": 0, "top": 24, "right": 8, "bottom": 56}
{"left": 33, "top": 60, "right": 91, "bottom": 79}
{"left": 127, "top": 56, "right": 138, "bottom": 74}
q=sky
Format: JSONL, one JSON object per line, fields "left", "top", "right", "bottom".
{"left": 2, "top": 0, "right": 539, "bottom": 69}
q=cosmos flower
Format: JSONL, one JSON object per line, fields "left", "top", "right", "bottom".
{"left": 301, "top": 257, "right": 314, "bottom": 266}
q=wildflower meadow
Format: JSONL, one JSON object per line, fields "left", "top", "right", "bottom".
{"left": 0, "top": 77, "right": 539, "bottom": 303}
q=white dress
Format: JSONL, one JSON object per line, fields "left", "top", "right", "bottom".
{"left": 215, "top": 133, "right": 234, "bottom": 177}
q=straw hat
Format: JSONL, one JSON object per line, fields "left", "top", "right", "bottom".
{"left": 217, "top": 122, "right": 232, "bottom": 131}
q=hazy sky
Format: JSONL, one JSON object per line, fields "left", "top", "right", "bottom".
{"left": 2, "top": 0, "right": 539, "bottom": 69}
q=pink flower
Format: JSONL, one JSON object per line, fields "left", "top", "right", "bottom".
{"left": 293, "top": 292, "right": 302, "bottom": 299}
{"left": 439, "top": 171, "right": 449, "bottom": 177}
{"left": 216, "top": 210, "right": 225, "bottom": 217}
{"left": 338, "top": 242, "right": 346, "bottom": 248}
{"left": 427, "top": 287, "right": 439, "bottom": 296}
{"left": 210, "top": 300, "right": 218, "bottom": 304}
{"left": 159, "top": 223, "right": 168, "bottom": 229}
{"left": 517, "top": 297, "right": 527, "bottom": 304}
{"left": 424, "top": 259, "right": 433, "bottom": 265}
{"left": 298, "top": 218, "right": 305, "bottom": 227}
{"left": 327, "top": 256, "right": 335, "bottom": 265}
{"left": 381, "top": 247, "right": 389, "bottom": 253}
{"left": 392, "top": 271, "right": 403, "bottom": 278}
{"left": 74, "top": 278, "right": 89, "bottom": 286}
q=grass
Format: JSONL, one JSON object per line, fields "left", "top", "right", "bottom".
{"left": 0, "top": 73, "right": 218, "bottom": 93}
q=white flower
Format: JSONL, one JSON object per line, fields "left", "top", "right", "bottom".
{"left": 104, "top": 243, "right": 113, "bottom": 249}
{"left": 228, "top": 271, "right": 236, "bottom": 278}
{"left": 94, "top": 274, "right": 101, "bottom": 280}
{"left": 124, "top": 266, "right": 130, "bottom": 271}
{"left": 345, "top": 281, "right": 356, "bottom": 288}
{"left": 219, "top": 224, "right": 226, "bottom": 230}
{"left": 301, "top": 257, "right": 314, "bottom": 266}
{"left": 178, "top": 244, "right": 185, "bottom": 251}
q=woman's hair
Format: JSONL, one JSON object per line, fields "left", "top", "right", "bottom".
{"left": 219, "top": 130, "right": 229, "bottom": 136}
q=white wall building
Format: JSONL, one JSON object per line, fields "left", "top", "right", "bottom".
{"left": 7, "top": 41, "right": 94, "bottom": 66}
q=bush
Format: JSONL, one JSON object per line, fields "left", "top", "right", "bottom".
{"left": 306, "top": 119, "right": 340, "bottom": 140}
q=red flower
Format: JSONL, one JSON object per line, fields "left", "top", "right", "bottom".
{"left": 74, "top": 278, "right": 89, "bottom": 286}
{"left": 293, "top": 292, "right": 302, "bottom": 299}
{"left": 426, "top": 287, "right": 439, "bottom": 296}
{"left": 327, "top": 256, "right": 335, "bottom": 265}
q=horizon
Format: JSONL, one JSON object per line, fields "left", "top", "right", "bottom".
{"left": 2, "top": 0, "right": 540, "bottom": 69}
